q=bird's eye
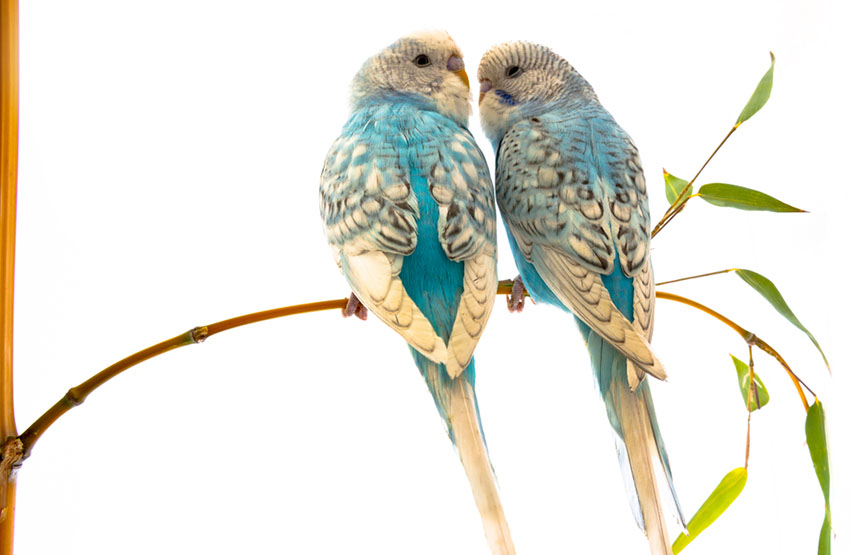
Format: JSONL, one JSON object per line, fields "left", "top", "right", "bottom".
{"left": 414, "top": 54, "right": 431, "bottom": 67}
{"left": 506, "top": 65, "right": 522, "bottom": 78}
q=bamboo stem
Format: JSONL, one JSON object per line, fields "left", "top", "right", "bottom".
{"left": 0, "top": 0, "right": 19, "bottom": 550}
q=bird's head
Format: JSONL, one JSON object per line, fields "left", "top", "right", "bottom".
{"left": 350, "top": 31, "right": 471, "bottom": 125}
{"left": 477, "top": 41, "right": 596, "bottom": 141}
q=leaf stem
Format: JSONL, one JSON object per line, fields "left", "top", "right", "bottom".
{"left": 745, "top": 411, "right": 752, "bottom": 470}
{"left": 748, "top": 345, "right": 762, "bottom": 411}
{"left": 651, "top": 126, "right": 738, "bottom": 238}
{"left": 656, "top": 291, "right": 812, "bottom": 411}
{"left": 655, "top": 268, "right": 738, "bottom": 287}
{"left": 744, "top": 345, "right": 754, "bottom": 469}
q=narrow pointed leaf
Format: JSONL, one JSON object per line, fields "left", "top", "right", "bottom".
{"left": 818, "top": 514, "right": 831, "bottom": 555}
{"left": 807, "top": 400, "right": 831, "bottom": 554}
{"left": 737, "top": 52, "right": 775, "bottom": 125}
{"left": 806, "top": 400, "right": 830, "bottom": 507}
{"left": 672, "top": 468, "right": 747, "bottom": 553}
{"left": 734, "top": 269, "right": 829, "bottom": 369}
{"left": 664, "top": 169, "right": 692, "bottom": 206}
{"left": 698, "top": 183, "right": 805, "bottom": 212}
{"left": 730, "top": 355, "right": 769, "bottom": 411}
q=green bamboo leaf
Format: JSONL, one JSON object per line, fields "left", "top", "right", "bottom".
{"left": 734, "top": 269, "right": 829, "bottom": 370}
{"left": 807, "top": 400, "right": 831, "bottom": 554}
{"left": 737, "top": 52, "right": 775, "bottom": 125}
{"left": 698, "top": 183, "right": 805, "bottom": 212}
{"left": 672, "top": 468, "right": 747, "bottom": 553}
{"left": 730, "top": 355, "right": 770, "bottom": 411}
{"left": 806, "top": 400, "right": 830, "bottom": 505}
{"left": 818, "top": 515, "right": 831, "bottom": 555}
{"left": 664, "top": 169, "right": 692, "bottom": 206}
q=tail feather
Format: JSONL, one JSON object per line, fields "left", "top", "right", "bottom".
{"left": 615, "top": 373, "right": 672, "bottom": 555}
{"left": 414, "top": 351, "right": 515, "bottom": 555}
{"left": 582, "top": 325, "right": 681, "bottom": 555}
{"left": 639, "top": 368, "right": 686, "bottom": 529}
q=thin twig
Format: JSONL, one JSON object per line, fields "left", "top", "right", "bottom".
{"left": 651, "top": 126, "right": 738, "bottom": 238}
{"left": 744, "top": 345, "right": 754, "bottom": 469}
{"left": 656, "top": 291, "right": 811, "bottom": 411}
{"left": 749, "top": 344, "right": 762, "bottom": 410}
{"left": 655, "top": 268, "right": 738, "bottom": 287}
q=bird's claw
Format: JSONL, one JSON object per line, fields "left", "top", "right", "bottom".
{"left": 507, "top": 276, "right": 528, "bottom": 313}
{"left": 343, "top": 292, "right": 368, "bottom": 321}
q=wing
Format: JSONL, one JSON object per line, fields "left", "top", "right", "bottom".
{"left": 497, "top": 111, "right": 661, "bottom": 379}
{"left": 321, "top": 107, "right": 497, "bottom": 375}
{"left": 320, "top": 110, "right": 449, "bottom": 364}
{"left": 628, "top": 261, "right": 656, "bottom": 389}
{"left": 418, "top": 124, "right": 498, "bottom": 376}
{"left": 320, "top": 123, "right": 419, "bottom": 261}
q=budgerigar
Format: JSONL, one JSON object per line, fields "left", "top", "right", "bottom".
{"left": 478, "top": 42, "right": 684, "bottom": 554}
{"left": 319, "top": 32, "right": 514, "bottom": 554}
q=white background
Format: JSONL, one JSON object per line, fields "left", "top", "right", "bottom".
{"left": 12, "top": 0, "right": 847, "bottom": 553}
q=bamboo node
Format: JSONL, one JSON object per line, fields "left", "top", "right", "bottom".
{"left": 0, "top": 438, "right": 24, "bottom": 523}
{"left": 190, "top": 326, "right": 209, "bottom": 343}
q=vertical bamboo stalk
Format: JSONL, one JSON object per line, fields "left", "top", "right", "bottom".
{"left": 0, "top": 0, "right": 19, "bottom": 552}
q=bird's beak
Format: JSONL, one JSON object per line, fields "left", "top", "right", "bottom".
{"left": 478, "top": 79, "right": 492, "bottom": 105}
{"left": 447, "top": 55, "right": 470, "bottom": 89}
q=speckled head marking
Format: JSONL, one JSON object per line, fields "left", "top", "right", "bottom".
{"left": 350, "top": 31, "right": 471, "bottom": 126}
{"left": 477, "top": 41, "right": 598, "bottom": 141}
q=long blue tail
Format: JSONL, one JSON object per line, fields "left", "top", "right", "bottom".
{"left": 579, "top": 322, "right": 684, "bottom": 554}
{"left": 410, "top": 350, "right": 516, "bottom": 555}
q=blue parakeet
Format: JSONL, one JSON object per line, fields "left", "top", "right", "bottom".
{"left": 478, "top": 42, "right": 684, "bottom": 554}
{"left": 319, "top": 32, "right": 514, "bottom": 555}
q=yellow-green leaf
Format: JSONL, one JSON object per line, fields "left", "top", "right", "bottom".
{"left": 698, "top": 183, "right": 805, "bottom": 212}
{"left": 818, "top": 514, "right": 831, "bottom": 555}
{"left": 734, "top": 269, "right": 829, "bottom": 370}
{"left": 672, "top": 468, "right": 747, "bottom": 553}
{"left": 737, "top": 52, "right": 775, "bottom": 125}
{"left": 806, "top": 399, "right": 830, "bottom": 503}
{"left": 664, "top": 169, "right": 692, "bottom": 207}
{"left": 807, "top": 400, "right": 831, "bottom": 554}
{"left": 730, "top": 355, "right": 769, "bottom": 411}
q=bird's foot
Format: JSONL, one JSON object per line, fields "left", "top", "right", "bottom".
{"left": 507, "top": 275, "right": 528, "bottom": 313}
{"left": 343, "top": 292, "right": 368, "bottom": 321}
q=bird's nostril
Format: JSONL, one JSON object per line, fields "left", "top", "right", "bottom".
{"left": 447, "top": 55, "right": 464, "bottom": 72}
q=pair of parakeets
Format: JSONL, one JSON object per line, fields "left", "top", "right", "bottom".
{"left": 319, "top": 31, "right": 684, "bottom": 555}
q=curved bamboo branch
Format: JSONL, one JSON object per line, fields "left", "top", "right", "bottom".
{"left": 18, "top": 299, "right": 348, "bottom": 460}
{"left": 656, "top": 291, "right": 812, "bottom": 411}
{"left": 17, "top": 283, "right": 816, "bottom": 465}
